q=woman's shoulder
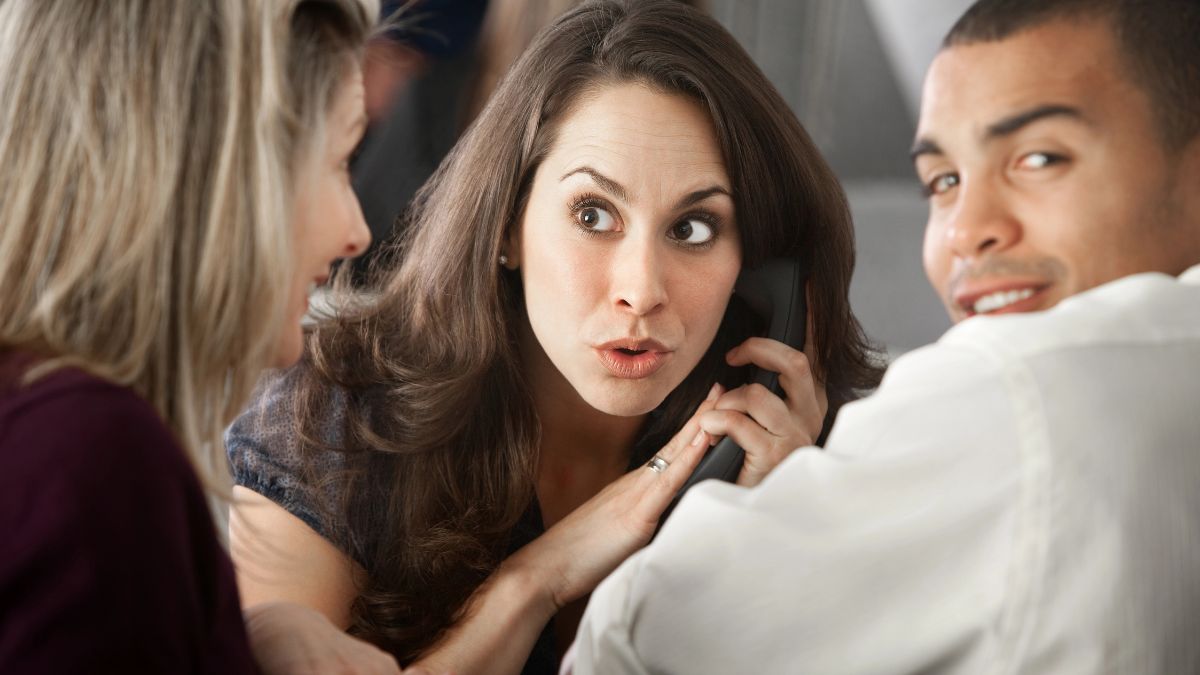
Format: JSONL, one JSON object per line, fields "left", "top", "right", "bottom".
{"left": 0, "top": 356, "right": 212, "bottom": 570}
{"left": 0, "top": 355, "right": 256, "bottom": 672}
{"left": 225, "top": 362, "right": 349, "bottom": 469}
{"left": 225, "top": 361, "right": 350, "bottom": 540}
{"left": 0, "top": 358, "right": 185, "bottom": 480}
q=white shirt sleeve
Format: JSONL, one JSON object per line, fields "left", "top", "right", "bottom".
{"left": 572, "top": 339, "right": 1045, "bottom": 674}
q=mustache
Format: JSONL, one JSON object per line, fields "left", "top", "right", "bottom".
{"left": 947, "top": 256, "right": 1067, "bottom": 293}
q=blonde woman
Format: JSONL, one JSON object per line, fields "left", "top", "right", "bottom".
{"left": 0, "top": 0, "right": 399, "bottom": 672}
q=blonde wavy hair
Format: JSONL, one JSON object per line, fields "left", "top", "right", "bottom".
{"left": 0, "top": 0, "right": 376, "bottom": 489}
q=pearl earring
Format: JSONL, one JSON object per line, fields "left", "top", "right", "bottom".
{"left": 499, "top": 254, "right": 509, "bottom": 267}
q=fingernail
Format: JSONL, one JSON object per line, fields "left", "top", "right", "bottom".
{"left": 691, "top": 430, "right": 706, "bottom": 447}
{"left": 706, "top": 383, "right": 720, "bottom": 401}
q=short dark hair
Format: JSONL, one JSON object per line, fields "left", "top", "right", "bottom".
{"left": 944, "top": 0, "right": 1200, "bottom": 146}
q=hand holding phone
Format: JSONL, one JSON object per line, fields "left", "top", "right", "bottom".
{"left": 658, "top": 257, "right": 808, "bottom": 525}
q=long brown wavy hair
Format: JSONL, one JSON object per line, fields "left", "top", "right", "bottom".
{"left": 293, "top": 0, "right": 883, "bottom": 661}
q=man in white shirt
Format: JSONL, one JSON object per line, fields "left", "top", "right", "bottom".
{"left": 571, "top": 0, "right": 1200, "bottom": 672}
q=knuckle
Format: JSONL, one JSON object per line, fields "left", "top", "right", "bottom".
{"left": 718, "top": 409, "right": 742, "bottom": 425}
{"left": 746, "top": 383, "right": 772, "bottom": 405}
{"left": 788, "top": 351, "right": 810, "bottom": 375}
{"left": 725, "top": 412, "right": 753, "bottom": 434}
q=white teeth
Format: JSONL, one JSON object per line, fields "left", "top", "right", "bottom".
{"left": 973, "top": 288, "right": 1035, "bottom": 314}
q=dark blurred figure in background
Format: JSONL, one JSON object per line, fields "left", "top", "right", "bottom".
{"left": 349, "top": 0, "right": 486, "bottom": 280}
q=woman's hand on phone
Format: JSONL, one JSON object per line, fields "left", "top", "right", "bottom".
{"left": 699, "top": 336, "right": 828, "bottom": 487}
{"left": 504, "top": 384, "right": 723, "bottom": 614}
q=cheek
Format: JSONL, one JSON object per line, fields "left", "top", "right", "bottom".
{"left": 674, "top": 254, "right": 739, "bottom": 338}
{"left": 291, "top": 194, "right": 322, "bottom": 266}
{"left": 549, "top": 253, "right": 599, "bottom": 301}
{"left": 520, "top": 202, "right": 607, "bottom": 312}
{"left": 922, "top": 220, "right": 948, "bottom": 288}
{"left": 297, "top": 177, "right": 357, "bottom": 264}
{"left": 523, "top": 241, "right": 598, "bottom": 320}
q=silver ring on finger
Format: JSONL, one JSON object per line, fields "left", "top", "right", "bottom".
{"left": 647, "top": 453, "right": 670, "bottom": 473}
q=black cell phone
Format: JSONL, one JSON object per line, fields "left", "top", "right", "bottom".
{"left": 657, "top": 257, "right": 808, "bottom": 526}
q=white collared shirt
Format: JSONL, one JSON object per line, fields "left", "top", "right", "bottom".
{"left": 572, "top": 266, "right": 1200, "bottom": 674}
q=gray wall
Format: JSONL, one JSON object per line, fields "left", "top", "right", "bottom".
{"left": 707, "top": 0, "right": 973, "bottom": 353}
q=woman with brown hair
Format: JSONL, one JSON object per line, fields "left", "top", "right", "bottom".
{"left": 227, "top": 0, "right": 884, "bottom": 673}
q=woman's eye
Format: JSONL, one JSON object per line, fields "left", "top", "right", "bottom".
{"left": 923, "top": 172, "right": 959, "bottom": 198}
{"left": 577, "top": 206, "right": 616, "bottom": 232}
{"left": 669, "top": 218, "right": 715, "bottom": 244}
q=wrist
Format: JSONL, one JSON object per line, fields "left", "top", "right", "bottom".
{"left": 494, "top": 551, "right": 561, "bottom": 623}
{"left": 242, "top": 600, "right": 289, "bottom": 627}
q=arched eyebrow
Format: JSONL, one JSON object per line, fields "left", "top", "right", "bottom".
{"left": 560, "top": 166, "right": 731, "bottom": 209}
{"left": 561, "top": 167, "right": 628, "bottom": 202}
{"left": 675, "top": 186, "right": 731, "bottom": 210}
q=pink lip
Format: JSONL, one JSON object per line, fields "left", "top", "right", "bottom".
{"left": 595, "top": 337, "right": 670, "bottom": 352}
{"left": 595, "top": 348, "right": 670, "bottom": 379}
{"left": 954, "top": 279, "right": 1053, "bottom": 318}
{"left": 592, "top": 338, "right": 672, "bottom": 379}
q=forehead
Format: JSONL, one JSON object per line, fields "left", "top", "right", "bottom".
{"left": 545, "top": 82, "right": 728, "bottom": 179}
{"left": 916, "top": 19, "right": 1148, "bottom": 144}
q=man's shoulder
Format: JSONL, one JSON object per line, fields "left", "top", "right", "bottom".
{"left": 838, "top": 268, "right": 1200, "bottom": 462}
{"left": 939, "top": 269, "right": 1200, "bottom": 362}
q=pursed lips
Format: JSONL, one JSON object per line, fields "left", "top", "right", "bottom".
{"left": 592, "top": 337, "right": 674, "bottom": 379}
{"left": 593, "top": 337, "right": 671, "bottom": 354}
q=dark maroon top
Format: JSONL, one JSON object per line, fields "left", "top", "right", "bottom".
{"left": 0, "top": 353, "right": 258, "bottom": 674}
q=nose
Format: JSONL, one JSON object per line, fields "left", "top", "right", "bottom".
{"left": 343, "top": 196, "right": 371, "bottom": 258}
{"left": 945, "top": 183, "right": 1021, "bottom": 259}
{"left": 611, "top": 235, "right": 668, "bottom": 316}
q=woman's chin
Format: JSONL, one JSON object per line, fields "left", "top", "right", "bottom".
{"left": 580, "top": 380, "right": 673, "bottom": 418}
